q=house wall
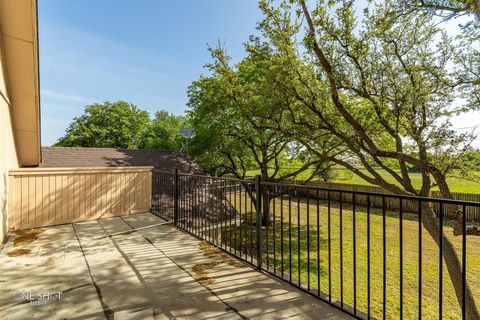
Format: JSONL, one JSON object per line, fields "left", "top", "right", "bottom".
{"left": 0, "top": 0, "right": 41, "bottom": 167}
{"left": 8, "top": 167, "right": 152, "bottom": 230}
{"left": 0, "top": 34, "right": 18, "bottom": 244}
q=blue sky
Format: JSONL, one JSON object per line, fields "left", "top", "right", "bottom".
{"left": 39, "top": 0, "right": 479, "bottom": 147}
{"left": 39, "top": 0, "right": 262, "bottom": 145}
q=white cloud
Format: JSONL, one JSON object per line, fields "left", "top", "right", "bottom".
{"left": 41, "top": 89, "right": 98, "bottom": 104}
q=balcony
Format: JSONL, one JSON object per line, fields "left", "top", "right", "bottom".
{"left": 1, "top": 169, "right": 479, "bottom": 319}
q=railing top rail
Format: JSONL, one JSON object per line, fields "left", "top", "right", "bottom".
{"left": 153, "top": 170, "right": 255, "bottom": 183}
{"left": 152, "top": 169, "right": 480, "bottom": 207}
{"left": 261, "top": 181, "right": 480, "bottom": 207}
{"left": 152, "top": 169, "right": 177, "bottom": 174}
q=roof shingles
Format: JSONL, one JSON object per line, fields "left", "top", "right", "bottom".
{"left": 40, "top": 147, "right": 202, "bottom": 173}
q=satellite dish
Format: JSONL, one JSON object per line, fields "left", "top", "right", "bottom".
{"left": 179, "top": 128, "right": 196, "bottom": 153}
{"left": 179, "top": 128, "right": 196, "bottom": 139}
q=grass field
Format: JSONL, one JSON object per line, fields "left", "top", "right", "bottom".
{"left": 333, "top": 168, "right": 480, "bottom": 194}
{"left": 218, "top": 194, "right": 480, "bottom": 320}
{"left": 246, "top": 168, "right": 480, "bottom": 194}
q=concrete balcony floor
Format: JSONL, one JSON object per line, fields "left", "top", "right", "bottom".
{"left": 0, "top": 213, "right": 352, "bottom": 320}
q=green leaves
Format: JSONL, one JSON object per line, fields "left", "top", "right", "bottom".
{"left": 55, "top": 101, "right": 150, "bottom": 149}
{"left": 253, "top": 0, "right": 479, "bottom": 196}
{"left": 143, "top": 111, "right": 187, "bottom": 150}
{"left": 187, "top": 44, "right": 323, "bottom": 180}
{"left": 55, "top": 102, "right": 186, "bottom": 150}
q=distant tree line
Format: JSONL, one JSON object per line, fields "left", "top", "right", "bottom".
{"left": 55, "top": 101, "right": 187, "bottom": 150}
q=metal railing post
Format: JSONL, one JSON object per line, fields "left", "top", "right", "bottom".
{"left": 174, "top": 168, "right": 179, "bottom": 226}
{"left": 255, "top": 175, "right": 263, "bottom": 270}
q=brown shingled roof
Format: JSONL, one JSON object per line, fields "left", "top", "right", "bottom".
{"left": 40, "top": 147, "right": 202, "bottom": 173}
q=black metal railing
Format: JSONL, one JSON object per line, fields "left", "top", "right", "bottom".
{"left": 151, "top": 170, "right": 480, "bottom": 320}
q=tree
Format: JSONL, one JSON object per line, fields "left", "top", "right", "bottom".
{"left": 255, "top": 0, "right": 479, "bottom": 317}
{"left": 403, "top": 0, "right": 480, "bottom": 17}
{"left": 455, "top": 149, "right": 480, "bottom": 183}
{"left": 142, "top": 111, "right": 186, "bottom": 150}
{"left": 55, "top": 101, "right": 150, "bottom": 149}
{"left": 188, "top": 47, "right": 326, "bottom": 224}
{"left": 398, "top": 1, "right": 480, "bottom": 110}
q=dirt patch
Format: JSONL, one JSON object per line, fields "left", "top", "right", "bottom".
{"left": 192, "top": 261, "right": 221, "bottom": 285}
{"left": 192, "top": 241, "right": 245, "bottom": 285}
{"left": 6, "top": 248, "right": 32, "bottom": 257}
{"left": 222, "top": 255, "right": 244, "bottom": 268}
{"left": 199, "top": 241, "right": 223, "bottom": 257}
{"left": 199, "top": 240, "right": 246, "bottom": 268}
{"left": 198, "top": 241, "right": 245, "bottom": 268}
{"left": 13, "top": 229, "right": 45, "bottom": 247}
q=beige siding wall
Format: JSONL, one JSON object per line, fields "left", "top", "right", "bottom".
{"left": 0, "top": 33, "right": 18, "bottom": 243}
{"left": 0, "top": 0, "right": 41, "bottom": 166}
{"left": 8, "top": 167, "right": 152, "bottom": 230}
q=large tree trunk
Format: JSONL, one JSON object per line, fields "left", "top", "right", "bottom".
{"left": 426, "top": 174, "right": 480, "bottom": 319}
{"left": 241, "top": 180, "right": 271, "bottom": 226}
{"left": 422, "top": 204, "right": 479, "bottom": 319}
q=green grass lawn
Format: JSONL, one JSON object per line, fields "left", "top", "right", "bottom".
{"left": 246, "top": 168, "right": 480, "bottom": 194}
{"left": 218, "top": 194, "right": 480, "bottom": 320}
{"left": 334, "top": 168, "right": 480, "bottom": 194}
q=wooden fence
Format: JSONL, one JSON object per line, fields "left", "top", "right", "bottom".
{"left": 8, "top": 167, "right": 152, "bottom": 230}
{"left": 294, "top": 180, "right": 480, "bottom": 221}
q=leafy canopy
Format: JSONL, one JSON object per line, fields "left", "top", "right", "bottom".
{"left": 55, "top": 101, "right": 186, "bottom": 150}
{"left": 142, "top": 111, "right": 187, "bottom": 150}
{"left": 254, "top": 0, "right": 478, "bottom": 198}
{"left": 55, "top": 101, "right": 150, "bottom": 149}
{"left": 187, "top": 46, "right": 323, "bottom": 181}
